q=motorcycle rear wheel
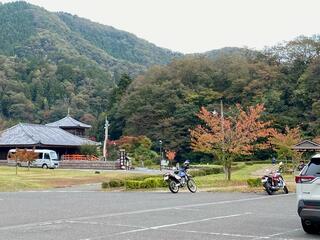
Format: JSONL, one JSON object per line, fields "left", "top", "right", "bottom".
{"left": 168, "top": 180, "right": 179, "bottom": 193}
{"left": 187, "top": 179, "right": 197, "bottom": 193}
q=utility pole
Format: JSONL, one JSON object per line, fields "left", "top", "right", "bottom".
{"left": 103, "top": 116, "right": 110, "bottom": 161}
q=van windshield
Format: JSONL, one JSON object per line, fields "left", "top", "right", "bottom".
{"left": 50, "top": 152, "right": 58, "bottom": 160}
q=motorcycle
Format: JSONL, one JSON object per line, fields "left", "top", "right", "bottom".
{"left": 261, "top": 170, "right": 289, "bottom": 195}
{"left": 163, "top": 168, "right": 197, "bottom": 194}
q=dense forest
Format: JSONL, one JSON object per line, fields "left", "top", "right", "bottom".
{"left": 109, "top": 36, "right": 320, "bottom": 161}
{"left": 1, "top": 2, "right": 320, "bottom": 162}
{"left": 0, "top": 1, "right": 180, "bottom": 136}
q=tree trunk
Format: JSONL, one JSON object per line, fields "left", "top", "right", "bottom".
{"left": 227, "top": 167, "right": 231, "bottom": 181}
{"left": 28, "top": 161, "right": 30, "bottom": 171}
{"left": 16, "top": 161, "right": 18, "bottom": 175}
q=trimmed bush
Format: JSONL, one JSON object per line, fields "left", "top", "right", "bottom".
{"left": 140, "top": 178, "right": 158, "bottom": 188}
{"left": 101, "top": 182, "right": 110, "bottom": 189}
{"left": 125, "top": 180, "right": 142, "bottom": 189}
{"left": 189, "top": 166, "right": 224, "bottom": 177}
{"left": 247, "top": 178, "right": 262, "bottom": 188}
{"left": 109, "top": 179, "right": 125, "bottom": 188}
{"left": 245, "top": 162, "right": 254, "bottom": 165}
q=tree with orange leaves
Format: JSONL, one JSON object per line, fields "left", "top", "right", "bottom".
{"left": 190, "top": 104, "right": 273, "bottom": 180}
{"left": 9, "top": 148, "right": 39, "bottom": 174}
{"left": 166, "top": 150, "right": 176, "bottom": 167}
{"left": 269, "top": 126, "right": 302, "bottom": 170}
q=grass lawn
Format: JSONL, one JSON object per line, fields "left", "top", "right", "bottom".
{"left": 194, "top": 164, "right": 297, "bottom": 192}
{"left": 0, "top": 166, "right": 154, "bottom": 192}
{"left": 0, "top": 164, "right": 297, "bottom": 192}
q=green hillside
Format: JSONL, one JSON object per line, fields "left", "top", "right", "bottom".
{"left": 109, "top": 36, "right": 320, "bottom": 161}
{"left": 0, "top": 1, "right": 181, "bottom": 137}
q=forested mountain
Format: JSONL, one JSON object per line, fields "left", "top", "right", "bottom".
{"left": 109, "top": 36, "right": 320, "bottom": 160}
{"left": 0, "top": 1, "right": 180, "bottom": 135}
{"left": 1, "top": 1, "right": 320, "bottom": 162}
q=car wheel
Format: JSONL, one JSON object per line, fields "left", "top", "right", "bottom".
{"left": 301, "top": 219, "right": 319, "bottom": 234}
{"left": 42, "top": 164, "right": 48, "bottom": 169}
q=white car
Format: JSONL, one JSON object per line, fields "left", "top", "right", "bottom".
{"left": 296, "top": 154, "right": 320, "bottom": 234}
{"left": 7, "top": 149, "right": 59, "bottom": 169}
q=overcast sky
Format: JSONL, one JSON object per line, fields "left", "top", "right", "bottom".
{"left": 2, "top": 0, "right": 320, "bottom": 53}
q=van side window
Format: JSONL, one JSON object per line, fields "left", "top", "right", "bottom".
{"left": 38, "top": 153, "right": 43, "bottom": 159}
{"left": 43, "top": 153, "right": 50, "bottom": 160}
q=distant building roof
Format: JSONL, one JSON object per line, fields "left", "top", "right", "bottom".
{"left": 46, "top": 115, "right": 91, "bottom": 128}
{"left": 292, "top": 140, "right": 320, "bottom": 151}
{"left": 0, "top": 123, "right": 98, "bottom": 147}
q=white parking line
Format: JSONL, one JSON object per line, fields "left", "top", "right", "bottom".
{"left": 252, "top": 228, "right": 302, "bottom": 239}
{"left": 165, "top": 228, "right": 261, "bottom": 239}
{"left": 83, "top": 212, "right": 253, "bottom": 240}
{"left": 74, "top": 193, "right": 293, "bottom": 222}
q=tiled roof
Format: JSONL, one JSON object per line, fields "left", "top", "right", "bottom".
{"left": 46, "top": 116, "right": 91, "bottom": 128}
{"left": 0, "top": 123, "right": 98, "bottom": 146}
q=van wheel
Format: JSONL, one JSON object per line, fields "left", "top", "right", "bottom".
{"left": 16, "top": 163, "right": 21, "bottom": 167}
{"left": 42, "top": 164, "right": 48, "bottom": 169}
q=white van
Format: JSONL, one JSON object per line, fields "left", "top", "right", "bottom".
{"left": 7, "top": 149, "right": 59, "bottom": 169}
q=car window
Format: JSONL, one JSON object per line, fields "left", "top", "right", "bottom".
{"left": 304, "top": 158, "right": 320, "bottom": 177}
{"left": 38, "top": 153, "right": 43, "bottom": 159}
{"left": 43, "top": 153, "right": 50, "bottom": 160}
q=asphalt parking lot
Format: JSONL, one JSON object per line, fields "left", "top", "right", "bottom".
{"left": 0, "top": 190, "right": 318, "bottom": 240}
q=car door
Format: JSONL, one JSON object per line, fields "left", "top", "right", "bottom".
{"left": 301, "top": 158, "right": 320, "bottom": 201}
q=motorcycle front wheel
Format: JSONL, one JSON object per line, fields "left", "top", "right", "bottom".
{"left": 264, "top": 183, "right": 272, "bottom": 195}
{"left": 283, "top": 186, "right": 289, "bottom": 194}
{"left": 169, "top": 180, "right": 179, "bottom": 193}
{"left": 187, "top": 179, "right": 197, "bottom": 193}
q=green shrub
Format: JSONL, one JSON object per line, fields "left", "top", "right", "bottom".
{"left": 80, "top": 144, "right": 98, "bottom": 156}
{"left": 125, "top": 180, "right": 141, "bottom": 189}
{"left": 101, "top": 181, "right": 110, "bottom": 189}
{"left": 109, "top": 179, "right": 125, "bottom": 188}
{"left": 247, "top": 178, "right": 262, "bottom": 188}
{"left": 140, "top": 178, "right": 158, "bottom": 188}
{"left": 189, "top": 166, "right": 224, "bottom": 177}
{"left": 204, "top": 167, "right": 223, "bottom": 174}
{"left": 189, "top": 169, "right": 206, "bottom": 177}
{"left": 144, "top": 160, "right": 154, "bottom": 167}
{"left": 245, "top": 162, "right": 254, "bottom": 165}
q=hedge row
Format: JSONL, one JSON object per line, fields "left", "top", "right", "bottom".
{"left": 189, "top": 166, "right": 224, "bottom": 177}
{"left": 102, "top": 177, "right": 167, "bottom": 189}
{"left": 247, "top": 178, "right": 262, "bottom": 187}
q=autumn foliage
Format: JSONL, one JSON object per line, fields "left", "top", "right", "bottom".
{"left": 166, "top": 150, "right": 176, "bottom": 166}
{"left": 9, "top": 148, "right": 39, "bottom": 174}
{"left": 190, "top": 104, "right": 274, "bottom": 180}
{"left": 269, "top": 126, "right": 302, "bottom": 169}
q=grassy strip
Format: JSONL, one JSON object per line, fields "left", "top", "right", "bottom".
{"left": 0, "top": 166, "right": 154, "bottom": 191}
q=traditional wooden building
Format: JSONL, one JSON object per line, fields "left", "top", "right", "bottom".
{"left": 292, "top": 140, "right": 320, "bottom": 152}
{"left": 46, "top": 115, "right": 91, "bottom": 137}
{"left": 0, "top": 123, "right": 98, "bottom": 160}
